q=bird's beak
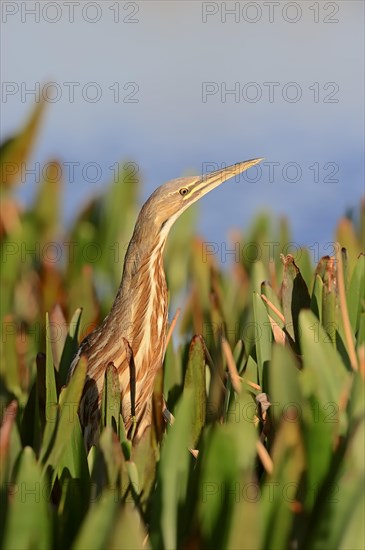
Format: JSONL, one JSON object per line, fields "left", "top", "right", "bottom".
{"left": 191, "top": 158, "right": 264, "bottom": 197}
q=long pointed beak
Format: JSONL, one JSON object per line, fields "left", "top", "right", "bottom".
{"left": 194, "top": 157, "right": 264, "bottom": 196}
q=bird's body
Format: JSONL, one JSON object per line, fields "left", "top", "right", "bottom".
{"left": 68, "top": 158, "right": 263, "bottom": 449}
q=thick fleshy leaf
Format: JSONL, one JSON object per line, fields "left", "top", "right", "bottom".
{"left": 299, "top": 310, "right": 350, "bottom": 405}
{"left": 45, "top": 312, "right": 58, "bottom": 416}
{"left": 336, "top": 217, "right": 362, "bottom": 277}
{"left": 252, "top": 292, "right": 272, "bottom": 389}
{"left": 150, "top": 390, "right": 194, "bottom": 550}
{"left": 100, "top": 363, "right": 120, "bottom": 434}
{"left": 303, "top": 417, "right": 365, "bottom": 550}
{"left": 71, "top": 489, "right": 118, "bottom": 550}
{"left": 321, "top": 256, "right": 336, "bottom": 345}
{"left": 199, "top": 389, "right": 257, "bottom": 548}
{"left": 261, "top": 421, "right": 305, "bottom": 550}
{"left": 131, "top": 431, "right": 158, "bottom": 511}
{"left": 281, "top": 254, "right": 311, "bottom": 347}
{"left": 58, "top": 307, "right": 83, "bottom": 385}
{"left": 56, "top": 412, "right": 89, "bottom": 485}
{"left": 31, "top": 160, "right": 62, "bottom": 241}
{"left": 269, "top": 344, "right": 302, "bottom": 426}
{"left": 0, "top": 100, "right": 45, "bottom": 189}
{"left": 310, "top": 274, "right": 323, "bottom": 322}
{"left": 107, "top": 505, "right": 149, "bottom": 549}
{"left": 49, "top": 304, "right": 67, "bottom": 370}
{"left": 3, "top": 447, "right": 52, "bottom": 550}
{"left": 183, "top": 335, "right": 206, "bottom": 446}
{"left": 0, "top": 315, "right": 20, "bottom": 397}
{"left": 347, "top": 254, "right": 364, "bottom": 335}
{"left": 41, "top": 357, "right": 87, "bottom": 469}
{"left": 261, "top": 281, "right": 284, "bottom": 328}
{"left": 68, "top": 266, "right": 99, "bottom": 340}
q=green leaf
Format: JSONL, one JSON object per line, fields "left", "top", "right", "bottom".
{"left": 356, "top": 313, "right": 365, "bottom": 350}
{"left": 336, "top": 218, "right": 362, "bottom": 278}
{"left": 347, "top": 371, "right": 365, "bottom": 428}
{"left": 131, "top": 431, "right": 158, "bottom": 511}
{"left": 250, "top": 261, "right": 267, "bottom": 295}
{"left": 269, "top": 344, "right": 302, "bottom": 426}
{"left": 304, "top": 417, "right": 365, "bottom": 550}
{"left": 41, "top": 356, "right": 87, "bottom": 469}
{"left": 348, "top": 254, "right": 364, "bottom": 335}
{"left": 261, "top": 281, "right": 284, "bottom": 328}
{"left": 55, "top": 417, "right": 91, "bottom": 547}
{"left": 68, "top": 266, "right": 98, "bottom": 337}
{"left": 227, "top": 470, "right": 260, "bottom": 550}
{"left": 107, "top": 505, "right": 148, "bottom": 549}
{"left": 58, "top": 307, "right": 83, "bottom": 386}
{"left": 100, "top": 363, "right": 120, "bottom": 434}
{"left": 98, "top": 426, "right": 124, "bottom": 489}
{"left": 2, "top": 447, "right": 52, "bottom": 550}
{"left": 321, "top": 256, "right": 336, "bottom": 346}
{"left": 49, "top": 305, "right": 67, "bottom": 370}
{"left": 183, "top": 335, "right": 206, "bottom": 447}
{"left": 71, "top": 489, "right": 118, "bottom": 550}
{"left": 281, "top": 254, "right": 311, "bottom": 347}
{"left": 297, "top": 247, "right": 313, "bottom": 290}
{"left": 31, "top": 160, "right": 62, "bottom": 240}
{"left": 0, "top": 100, "right": 45, "bottom": 189}
{"left": 45, "top": 312, "right": 57, "bottom": 414}
{"left": 243, "top": 355, "right": 259, "bottom": 386}
{"left": 99, "top": 161, "right": 139, "bottom": 286}
{"left": 199, "top": 391, "right": 257, "bottom": 549}
{"left": 261, "top": 421, "right": 305, "bottom": 550}
{"left": 252, "top": 292, "right": 272, "bottom": 388}
{"left": 150, "top": 390, "right": 194, "bottom": 550}
{"left": 163, "top": 335, "right": 182, "bottom": 403}
{"left": 125, "top": 461, "right": 139, "bottom": 496}
{"left": 298, "top": 310, "right": 351, "bottom": 499}
{"left": 55, "top": 412, "right": 89, "bottom": 485}
{"left": 310, "top": 274, "right": 323, "bottom": 322}
{"left": 199, "top": 426, "right": 240, "bottom": 547}
{"left": 0, "top": 315, "right": 21, "bottom": 397}
{"left": 190, "top": 237, "right": 211, "bottom": 313}
{"left": 0, "top": 236, "right": 23, "bottom": 319}
{"left": 299, "top": 310, "right": 350, "bottom": 406}
{"left": 119, "top": 413, "right": 131, "bottom": 460}
{"left": 41, "top": 313, "right": 58, "bottom": 455}
{"left": 20, "top": 379, "right": 42, "bottom": 451}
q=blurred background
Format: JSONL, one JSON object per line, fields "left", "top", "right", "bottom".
{"left": 1, "top": 0, "right": 364, "bottom": 249}
{"left": 1, "top": 6, "right": 364, "bottom": 549}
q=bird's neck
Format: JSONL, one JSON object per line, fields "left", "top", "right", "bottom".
{"left": 108, "top": 227, "right": 169, "bottom": 329}
{"left": 122, "top": 229, "right": 167, "bottom": 289}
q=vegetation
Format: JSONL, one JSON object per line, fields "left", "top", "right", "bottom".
{"left": 1, "top": 102, "right": 364, "bottom": 549}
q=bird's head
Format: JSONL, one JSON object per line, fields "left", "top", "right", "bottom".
{"left": 138, "top": 158, "right": 264, "bottom": 237}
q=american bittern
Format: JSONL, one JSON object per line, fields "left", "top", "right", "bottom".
{"left": 68, "top": 158, "right": 263, "bottom": 448}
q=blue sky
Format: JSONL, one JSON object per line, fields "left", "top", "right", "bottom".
{"left": 1, "top": 1, "right": 364, "bottom": 254}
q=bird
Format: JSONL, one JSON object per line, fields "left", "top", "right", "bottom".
{"left": 68, "top": 158, "right": 263, "bottom": 449}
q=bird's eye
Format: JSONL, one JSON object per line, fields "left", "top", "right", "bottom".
{"left": 179, "top": 187, "right": 189, "bottom": 196}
